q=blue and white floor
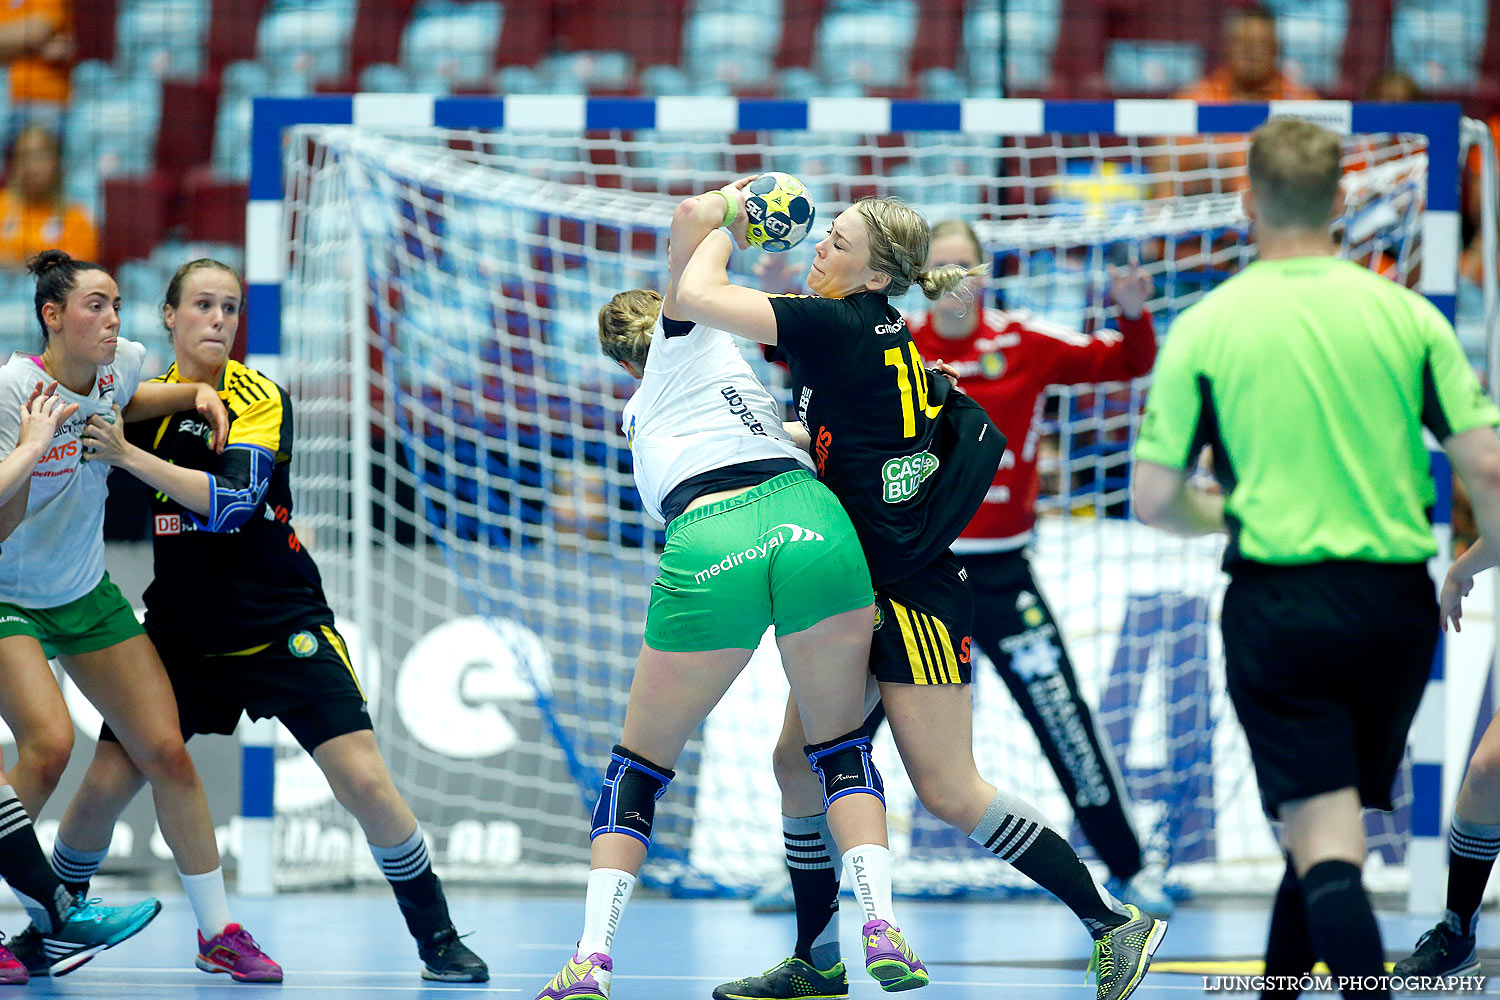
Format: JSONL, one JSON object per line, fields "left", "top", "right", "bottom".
{"left": 16, "top": 891, "right": 1499, "bottom": 997}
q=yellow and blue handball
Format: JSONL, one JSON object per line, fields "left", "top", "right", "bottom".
{"left": 744, "top": 172, "right": 815, "bottom": 252}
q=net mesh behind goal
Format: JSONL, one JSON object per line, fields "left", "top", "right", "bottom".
{"left": 275, "top": 113, "right": 1432, "bottom": 895}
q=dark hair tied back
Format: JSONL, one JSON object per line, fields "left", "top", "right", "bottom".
{"left": 26, "top": 249, "right": 105, "bottom": 341}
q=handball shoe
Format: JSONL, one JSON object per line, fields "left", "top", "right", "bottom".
{"left": 862, "top": 919, "right": 928, "bottom": 992}
{"left": 42, "top": 897, "right": 161, "bottom": 977}
{"left": 1394, "top": 919, "right": 1481, "bottom": 978}
{"left": 196, "top": 922, "right": 282, "bottom": 982}
{"left": 536, "top": 951, "right": 612, "bottom": 999}
{"left": 420, "top": 926, "right": 489, "bottom": 982}
{"left": 712, "top": 956, "right": 849, "bottom": 999}
{"left": 1089, "top": 904, "right": 1166, "bottom": 1000}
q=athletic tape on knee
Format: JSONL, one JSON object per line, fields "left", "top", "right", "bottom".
{"left": 804, "top": 731, "right": 884, "bottom": 808}
{"left": 590, "top": 744, "right": 676, "bottom": 847}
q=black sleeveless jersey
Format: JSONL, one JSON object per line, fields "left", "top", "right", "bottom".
{"left": 767, "top": 292, "right": 1004, "bottom": 587}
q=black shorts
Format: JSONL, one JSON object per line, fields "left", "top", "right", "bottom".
{"left": 870, "top": 551, "right": 974, "bottom": 685}
{"left": 100, "top": 623, "right": 372, "bottom": 754}
{"left": 1221, "top": 560, "right": 1437, "bottom": 818}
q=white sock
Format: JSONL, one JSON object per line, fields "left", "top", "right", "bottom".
{"left": 577, "top": 868, "right": 635, "bottom": 958}
{"left": 842, "top": 844, "right": 896, "bottom": 925}
{"left": 178, "top": 867, "right": 234, "bottom": 938}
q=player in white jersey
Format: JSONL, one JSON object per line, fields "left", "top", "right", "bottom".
{"left": 0, "top": 250, "right": 280, "bottom": 981}
{"left": 536, "top": 185, "right": 927, "bottom": 1000}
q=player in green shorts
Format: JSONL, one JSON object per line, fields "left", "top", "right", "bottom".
{"left": 537, "top": 182, "right": 926, "bottom": 1000}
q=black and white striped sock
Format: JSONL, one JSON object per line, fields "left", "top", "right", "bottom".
{"left": 0, "top": 785, "right": 70, "bottom": 934}
{"left": 969, "top": 789, "right": 1129, "bottom": 938}
{"left": 370, "top": 826, "right": 451, "bottom": 943}
{"left": 51, "top": 836, "right": 108, "bottom": 898}
{"left": 784, "top": 813, "right": 841, "bottom": 970}
{"left": 1445, "top": 812, "right": 1500, "bottom": 937}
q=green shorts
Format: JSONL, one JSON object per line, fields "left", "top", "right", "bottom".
{"left": 645, "top": 470, "right": 874, "bottom": 652}
{"left": 0, "top": 573, "right": 145, "bottom": 659}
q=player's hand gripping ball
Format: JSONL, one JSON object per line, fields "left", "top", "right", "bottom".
{"left": 744, "top": 172, "right": 815, "bottom": 252}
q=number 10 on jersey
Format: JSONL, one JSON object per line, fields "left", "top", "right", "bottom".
{"left": 885, "top": 342, "right": 943, "bottom": 438}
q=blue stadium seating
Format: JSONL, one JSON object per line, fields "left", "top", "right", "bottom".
{"left": 1391, "top": 0, "right": 1488, "bottom": 90}
{"left": 116, "top": 0, "right": 210, "bottom": 80}
{"left": 400, "top": 0, "right": 503, "bottom": 91}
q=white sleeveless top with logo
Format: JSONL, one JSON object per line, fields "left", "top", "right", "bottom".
{"left": 0, "top": 340, "right": 146, "bottom": 607}
{"left": 622, "top": 318, "right": 812, "bottom": 524}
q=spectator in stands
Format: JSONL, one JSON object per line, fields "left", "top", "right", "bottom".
{"left": 1366, "top": 70, "right": 1422, "bottom": 103}
{"left": 0, "top": 0, "right": 71, "bottom": 125}
{"left": 0, "top": 125, "right": 95, "bottom": 270}
{"left": 1157, "top": 5, "right": 1317, "bottom": 200}
{"left": 1179, "top": 5, "right": 1315, "bottom": 103}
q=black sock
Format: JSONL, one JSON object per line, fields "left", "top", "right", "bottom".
{"left": 1262, "top": 857, "right": 1316, "bottom": 997}
{"left": 1445, "top": 814, "right": 1500, "bottom": 938}
{"left": 1300, "top": 860, "right": 1388, "bottom": 999}
{"left": 0, "top": 786, "right": 71, "bottom": 933}
{"left": 968, "top": 790, "right": 1129, "bottom": 938}
{"left": 369, "top": 827, "right": 450, "bottom": 942}
{"left": 784, "top": 814, "right": 840, "bottom": 969}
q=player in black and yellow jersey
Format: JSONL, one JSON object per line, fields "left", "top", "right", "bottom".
{"left": 44, "top": 259, "right": 488, "bottom": 984}
{"left": 677, "top": 195, "right": 1164, "bottom": 1000}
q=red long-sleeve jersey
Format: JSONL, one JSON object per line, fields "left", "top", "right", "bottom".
{"left": 908, "top": 305, "right": 1157, "bottom": 551}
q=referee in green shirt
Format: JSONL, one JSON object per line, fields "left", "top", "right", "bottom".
{"left": 1133, "top": 116, "right": 1500, "bottom": 998}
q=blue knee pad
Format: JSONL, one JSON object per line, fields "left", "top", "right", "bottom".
{"left": 590, "top": 744, "right": 675, "bottom": 847}
{"left": 804, "top": 731, "right": 884, "bottom": 808}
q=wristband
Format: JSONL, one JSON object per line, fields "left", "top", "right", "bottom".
{"left": 712, "top": 188, "right": 738, "bottom": 227}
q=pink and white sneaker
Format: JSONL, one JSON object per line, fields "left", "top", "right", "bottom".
{"left": 0, "top": 942, "right": 27, "bottom": 985}
{"left": 196, "top": 923, "right": 283, "bottom": 983}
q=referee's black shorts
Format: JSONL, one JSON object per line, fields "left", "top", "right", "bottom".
{"left": 1221, "top": 559, "right": 1437, "bottom": 819}
{"left": 101, "top": 623, "right": 372, "bottom": 754}
{"left": 870, "top": 550, "right": 974, "bottom": 686}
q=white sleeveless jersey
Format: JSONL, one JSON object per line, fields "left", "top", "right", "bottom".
{"left": 622, "top": 318, "right": 812, "bottom": 523}
{"left": 0, "top": 340, "right": 146, "bottom": 607}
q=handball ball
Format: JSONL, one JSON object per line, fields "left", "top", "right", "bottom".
{"left": 744, "top": 172, "right": 815, "bottom": 253}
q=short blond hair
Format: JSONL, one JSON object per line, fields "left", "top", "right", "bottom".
{"left": 854, "top": 198, "right": 987, "bottom": 299}
{"left": 1248, "top": 117, "right": 1342, "bottom": 231}
{"left": 598, "top": 288, "right": 661, "bottom": 371}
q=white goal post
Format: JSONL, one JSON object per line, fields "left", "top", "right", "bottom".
{"left": 243, "top": 94, "right": 1492, "bottom": 911}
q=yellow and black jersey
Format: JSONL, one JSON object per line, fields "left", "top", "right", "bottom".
{"left": 767, "top": 291, "right": 1004, "bottom": 588}
{"left": 128, "top": 359, "right": 333, "bottom": 654}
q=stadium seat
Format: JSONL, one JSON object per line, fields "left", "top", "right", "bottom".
{"left": 65, "top": 76, "right": 163, "bottom": 182}
{"left": 918, "top": 65, "right": 967, "bottom": 99}
{"left": 257, "top": 0, "right": 358, "bottom": 85}
{"left": 183, "top": 168, "right": 249, "bottom": 245}
{"left": 495, "top": 65, "right": 545, "bottom": 95}
{"left": 818, "top": 1, "right": 919, "bottom": 88}
{"left": 1391, "top": 0, "right": 1487, "bottom": 90}
{"left": 348, "top": 0, "right": 418, "bottom": 80}
{"left": 155, "top": 78, "right": 219, "bottom": 184}
{"left": 684, "top": 10, "right": 777, "bottom": 88}
{"left": 101, "top": 174, "right": 173, "bottom": 271}
{"left": 557, "top": 0, "right": 686, "bottom": 70}
{"left": 116, "top": 0, "right": 210, "bottom": 80}
{"left": 75, "top": 0, "right": 119, "bottom": 63}
{"left": 1264, "top": 0, "right": 1347, "bottom": 91}
{"left": 400, "top": 0, "right": 503, "bottom": 90}
{"left": 638, "top": 64, "right": 694, "bottom": 95}
{"left": 358, "top": 62, "right": 415, "bottom": 93}
{"left": 964, "top": 0, "right": 1061, "bottom": 94}
{"left": 1105, "top": 39, "right": 1203, "bottom": 92}
{"left": 207, "top": 0, "right": 271, "bottom": 74}
{"left": 538, "top": 52, "right": 634, "bottom": 93}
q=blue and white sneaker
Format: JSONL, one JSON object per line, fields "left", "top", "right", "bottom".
{"left": 42, "top": 896, "right": 162, "bottom": 976}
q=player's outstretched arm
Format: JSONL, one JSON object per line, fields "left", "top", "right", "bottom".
{"left": 78, "top": 405, "right": 213, "bottom": 515}
{"left": 664, "top": 180, "right": 753, "bottom": 319}
{"left": 124, "top": 381, "right": 227, "bottom": 452}
{"left": 1131, "top": 458, "right": 1225, "bottom": 536}
{"left": 677, "top": 229, "right": 779, "bottom": 345}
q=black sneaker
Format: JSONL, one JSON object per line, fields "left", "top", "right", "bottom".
{"left": 419, "top": 926, "right": 489, "bottom": 982}
{"left": 5, "top": 926, "right": 46, "bottom": 978}
{"left": 713, "top": 956, "right": 850, "bottom": 999}
{"left": 1394, "top": 920, "right": 1481, "bottom": 977}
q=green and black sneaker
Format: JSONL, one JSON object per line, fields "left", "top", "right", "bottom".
{"left": 713, "top": 956, "right": 849, "bottom": 1000}
{"left": 1088, "top": 904, "right": 1167, "bottom": 1000}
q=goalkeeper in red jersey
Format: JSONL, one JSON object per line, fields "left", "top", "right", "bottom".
{"left": 906, "top": 220, "right": 1170, "bottom": 917}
